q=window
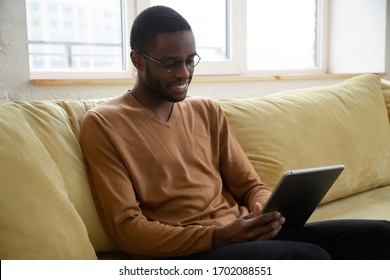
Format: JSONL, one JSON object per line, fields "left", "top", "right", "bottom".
{"left": 26, "top": 0, "right": 128, "bottom": 78}
{"left": 26, "top": 0, "right": 326, "bottom": 78}
{"left": 247, "top": 0, "right": 320, "bottom": 72}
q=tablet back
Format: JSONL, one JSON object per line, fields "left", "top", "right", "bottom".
{"left": 262, "top": 164, "right": 345, "bottom": 233}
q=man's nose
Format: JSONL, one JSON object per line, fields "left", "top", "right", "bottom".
{"left": 174, "top": 62, "right": 191, "bottom": 78}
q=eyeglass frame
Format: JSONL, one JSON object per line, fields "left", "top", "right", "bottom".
{"left": 137, "top": 51, "right": 201, "bottom": 73}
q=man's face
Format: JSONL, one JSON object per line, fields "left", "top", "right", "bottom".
{"left": 140, "top": 31, "right": 197, "bottom": 103}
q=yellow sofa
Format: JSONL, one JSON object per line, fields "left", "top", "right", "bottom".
{"left": 1, "top": 74, "right": 390, "bottom": 259}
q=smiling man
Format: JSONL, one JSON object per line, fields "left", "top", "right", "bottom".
{"left": 81, "top": 6, "right": 390, "bottom": 260}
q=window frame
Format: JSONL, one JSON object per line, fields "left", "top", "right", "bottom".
{"left": 28, "top": 0, "right": 328, "bottom": 79}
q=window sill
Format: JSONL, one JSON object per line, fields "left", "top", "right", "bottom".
{"left": 31, "top": 73, "right": 386, "bottom": 86}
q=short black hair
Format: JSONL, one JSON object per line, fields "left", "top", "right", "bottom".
{"left": 130, "top": 6, "right": 192, "bottom": 52}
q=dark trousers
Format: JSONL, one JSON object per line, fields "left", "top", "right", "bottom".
{"left": 177, "top": 219, "right": 390, "bottom": 260}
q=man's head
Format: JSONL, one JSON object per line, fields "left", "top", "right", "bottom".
{"left": 130, "top": 6, "right": 199, "bottom": 104}
{"left": 130, "top": 6, "right": 192, "bottom": 53}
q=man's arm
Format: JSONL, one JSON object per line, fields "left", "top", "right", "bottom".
{"left": 212, "top": 103, "right": 285, "bottom": 246}
{"left": 215, "top": 103, "right": 271, "bottom": 209}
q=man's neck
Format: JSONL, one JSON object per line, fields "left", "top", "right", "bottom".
{"left": 129, "top": 89, "right": 174, "bottom": 122}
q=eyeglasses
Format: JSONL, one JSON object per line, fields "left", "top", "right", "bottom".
{"left": 139, "top": 51, "right": 201, "bottom": 73}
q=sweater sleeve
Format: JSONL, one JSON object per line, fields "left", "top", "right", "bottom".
{"left": 215, "top": 103, "right": 272, "bottom": 211}
{"left": 80, "top": 110, "right": 214, "bottom": 258}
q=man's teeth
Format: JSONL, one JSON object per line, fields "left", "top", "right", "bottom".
{"left": 174, "top": 84, "right": 187, "bottom": 89}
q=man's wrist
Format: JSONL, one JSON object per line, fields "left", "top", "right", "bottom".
{"left": 212, "top": 225, "right": 229, "bottom": 249}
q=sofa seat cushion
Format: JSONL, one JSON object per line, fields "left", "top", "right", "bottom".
{"left": 309, "top": 185, "right": 390, "bottom": 222}
{"left": 218, "top": 74, "right": 390, "bottom": 204}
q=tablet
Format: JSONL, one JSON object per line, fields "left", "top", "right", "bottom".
{"left": 262, "top": 164, "right": 345, "bottom": 233}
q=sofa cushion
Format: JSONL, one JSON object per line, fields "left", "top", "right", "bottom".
{"left": 218, "top": 74, "right": 390, "bottom": 204}
{"left": 0, "top": 102, "right": 97, "bottom": 259}
{"left": 382, "top": 78, "right": 390, "bottom": 123}
{"left": 52, "top": 99, "right": 118, "bottom": 253}
{"left": 309, "top": 185, "right": 390, "bottom": 222}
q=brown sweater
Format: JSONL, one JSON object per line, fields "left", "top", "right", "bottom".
{"left": 81, "top": 92, "right": 271, "bottom": 259}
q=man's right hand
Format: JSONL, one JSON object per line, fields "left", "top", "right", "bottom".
{"left": 212, "top": 202, "right": 285, "bottom": 248}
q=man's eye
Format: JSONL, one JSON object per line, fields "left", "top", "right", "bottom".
{"left": 165, "top": 60, "right": 181, "bottom": 67}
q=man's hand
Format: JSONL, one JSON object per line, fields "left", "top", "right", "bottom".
{"left": 212, "top": 202, "right": 285, "bottom": 248}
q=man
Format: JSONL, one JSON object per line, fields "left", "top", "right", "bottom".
{"left": 81, "top": 6, "right": 390, "bottom": 260}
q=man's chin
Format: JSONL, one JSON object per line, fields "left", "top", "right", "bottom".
{"left": 168, "top": 92, "right": 187, "bottom": 103}
{"left": 166, "top": 86, "right": 190, "bottom": 102}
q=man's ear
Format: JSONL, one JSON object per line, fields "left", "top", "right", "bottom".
{"left": 130, "top": 51, "right": 143, "bottom": 70}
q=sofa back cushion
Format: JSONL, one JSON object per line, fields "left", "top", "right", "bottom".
{"left": 382, "top": 78, "right": 390, "bottom": 124}
{"left": 0, "top": 99, "right": 116, "bottom": 259}
{"left": 218, "top": 74, "right": 390, "bottom": 204}
{"left": 0, "top": 102, "right": 98, "bottom": 259}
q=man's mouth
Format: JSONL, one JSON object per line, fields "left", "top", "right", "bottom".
{"left": 170, "top": 81, "right": 189, "bottom": 94}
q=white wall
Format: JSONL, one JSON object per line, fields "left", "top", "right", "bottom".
{"left": 0, "top": 0, "right": 389, "bottom": 101}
